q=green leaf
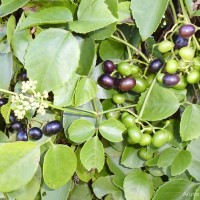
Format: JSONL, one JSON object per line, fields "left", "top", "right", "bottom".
{"left": 69, "top": 183, "right": 92, "bottom": 200}
{"left": 157, "top": 147, "right": 180, "bottom": 168}
{"left": 0, "top": 53, "right": 13, "bottom": 90}
{"left": 69, "top": 0, "right": 117, "bottom": 33}
{"left": 105, "top": 0, "right": 118, "bottom": 18}
{"left": 41, "top": 181, "right": 71, "bottom": 200}
{"left": 0, "top": 142, "right": 40, "bottom": 192}
{"left": 25, "top": 28, "right": 80, "bottom": 92}
{"left": 99, "top": 39, "right": 125, "bottom": 60}
{"left": 180, "top": 104, "right": 200, "bottom": 141}
{"left": 43, "top": 145, "right": 77, "bottom": 189}
{"left": 1, "top": 102, "right": 11, "bottom": 124}
{"left": 152, "top": 179, "right": 198, "bottom": 200}
{"left": 92, "top": 176, "right": 120, "bottom": 199}
{"left": 74, "top": 77, "right": 97, "bottom": 107}
{"left": 0, "top": 0, "right": 30, "bottom": 17}
{"left": 187, "top": 138, "right": 200, "bottom": 181}
{"left": 99, "top": 118, "right": 126, "bottom": 142}
{"left": 11, "top": 14, "right": 33, "bottom": 64}
{"left": 75, "top": 148, "right": 94, "bottom": 182}
{"left": 68, "top": 119, "right": 96, "bottom": 143}
{"left": 118, "top": 2, "right": 131, "bottom": 23}
{"left": 171, "top": 150, "right": 192, "bottom": 176}
{"left": 76, "top": 38, "right": 96, "bottom": 76}
{"left": 123, "top": 169, "right": 154, "bottom": 200}
{"left": 53, "top": 73, "right": 80, "bottom": 107}
{"left": 121, "top": 146, "right": 144, "bottom": 168}
{"left": 8, "top": 166, "right": 41, "bottom": 200}
{"left": 80, "top": 136, "right": 104, "bottom": 172}
{"left": 137, "top": 83, "right": 180, "bottom": 121}
{"left": 0, "top": 131, "right": 9, "bottom": 143}
{"left": 131, "top": 0, "right": 169, "bottom": 40}
{"left": 107, "top": 155, "right": 131, "bottom": 189}
{"left": 194, "top": 186, "right": 200, "bottom": 200}
{"left": 6, "top": 15, "right": 16, "bottom": 44}
{"left": 89, "top": 23, "right": 117, "bottom": 40}
{"left": 19, "top": 7, "right": 73, "bottom": 30}
{"left": 185, "top": 0, "right": 195, "bottom": 16}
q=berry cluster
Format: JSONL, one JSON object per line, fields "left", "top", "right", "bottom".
{"left": 9, "top": 112, "right": 62, "bottom": 141}
{"left": 151, "top": 24, "right": 199, "bottom": 89}
{"left": 98, "top": 60, "right": 149, "bottom": 93}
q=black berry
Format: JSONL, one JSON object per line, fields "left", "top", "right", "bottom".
{"left": 173, "top": 35, "right": 188, "bottom": 49}
{"left": 0, "top": 98, "right": 8, "bottom": 107}
{"left": 179, "top": 24, "right": 195, "bottom": 38}
{"left": 118, "top": 77, "right": 136, "bottom": 91}
{"left": 29, "top": 127, "right": 43, "bottom": 140}
{"left": 163, "top": 74, "right": 180, "bottom": 87}
{"left": 103, "top": 60, "right": 115, "bottom": 74}
{"left": 43, "top": 120, "right": 62, "bottom": 135}
{"left": 98, "top": 74, "right": 115, "bottom": 89}
{"left": 149, "top": 59, "right": 164, "bottom": 72}
{"left": 11, "top": 122, "right": 23, "bottom": 131}
{"left": 16, "top": 129, "right": 28, "bottom": 141}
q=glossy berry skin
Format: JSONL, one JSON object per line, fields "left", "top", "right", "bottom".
{"left": 173, "top": 75, "right": 187, "bottom": 90}
{"left": 186, "top": 69, "right": 200, "bottom": 84}
{"left": 98, "top": 74, "right": 115, "bottom": 89}
{"left": 9, "top": 113, "right": 17, "bottom": 124}
{"left": 122, "top": 114, "right": 135, "bottom": 128}
{"left": 149, "top": 59, "right": 164, "bottom": 72}
{"left": 103, "top": 60, "right": 115, "bottom": 74}
{"left": 11, "top": 122, "right": 23, "bottom": 131}
{"left": 106, "top": 111, "right": 120, "bottom": 119}
{"left": 43, "top": 120, "right": 62, "bottom": 135}
{"left": 139, "top": 134, "right": 152, "bottom": 146}
{"left": 163, "top": 74, "right": 180, "bottom": 87}
{"left": 117, "top": 62, "right": 132, "bottom": 76}
{"left": 112, "top": 93, "right": 125, "bottom": 104}
{"left": 173, "top": 35, "right": 188, "bottom": 49}
{"left": 29, "top": 127, "right": 43, "bottom": 140}
{"left": 179, "top": 47, "right": 195, "bottom": 61}
{"left": 179, "top": 24, "right": 195, "bottom": 38}
{"left": 158, "top": 40, "right": 174, "bottom": 53}
{"left": 118, "top": 77, "right": 136, "bottom": 91}
{"left": 165, "top": 59, "right": 179, "bottom": 74}
{"left": 131, "top": 77, "right": 148, "bottom": 93}
{"left": 127, "top": 126, "right": 142, "bottom": 144}
{"left": 16, "top": 129, "right": 28, "bottom": 141}
{"left": 0, "top": 98, "right": 8, "bottom": 107}
{"left": 152, "top": 130, "right": 169, "bottom": 148}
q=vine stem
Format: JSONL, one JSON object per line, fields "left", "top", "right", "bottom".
{"left": 138, "top": 69, "right": 161, "bottom": 120}
{"left": 98, "top": 104, "right": 137, "bottom": 115}
{"left": 111, "top": 35, "right": 149, "bottom": 63}
{"left": 169, "top": 0, "right": 178, "bottom": 23}
{"left": 117, "top": 29, "right": 132, "bottom": 61}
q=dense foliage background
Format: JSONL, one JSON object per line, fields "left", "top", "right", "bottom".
{"left": 0, "top": 0, "right": 200, "bottom": 199}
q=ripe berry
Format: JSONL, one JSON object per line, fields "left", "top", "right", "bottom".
{"left": 0, "top": 98, "right": 8, "bottom": 107}
{"left": 43, "top": 120, "right": 62, "bottom": 135}
{"left": 16, "top": 129, "right": 28, "bottom": 141}
{"left": 103, "top": 60, "right": 115, "bottom": 74}
{"left": 173, "top": 35, "right": 188, "bottom": 49}
{"left": 9, "top": 112, "right": 17, "bottom": 124}
{"left": 11, "top": 122, "right": 23, "bottom": 131}
{"left": 118, "top": 77, "right": 136, "bottom": 91}
{"left": 149, "top": 59, "right": 164, "bottom": 72}
{"left": 98, "top": 74, "right": 115, "bottom": 89}
{"left": 29, "top": 127, "right": 43, "bottom": 140}
{"left": 179, "top": 24, "right": 195, "bottom": 38}
{"left": 163, "top": 74, "right": 180, "bottom": 87}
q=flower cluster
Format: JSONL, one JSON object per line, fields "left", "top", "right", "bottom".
{"left": 11, "top": 81, "right": 49, "bottom": 119}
